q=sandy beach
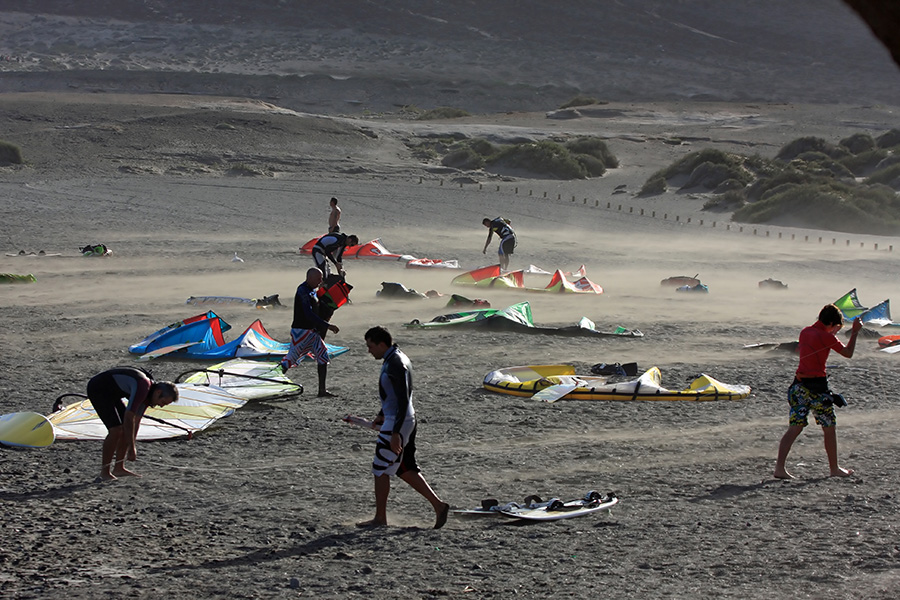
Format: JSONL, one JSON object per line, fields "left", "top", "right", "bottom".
{"left": 3, "top": 2, "right": 900, "bottom": 599}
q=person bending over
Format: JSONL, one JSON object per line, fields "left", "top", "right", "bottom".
{"left": 87, "top": 366, "right": 178, "bottom": 480}
{"left": 311, "top": 232, "right": 359, "bottom": 279}
{"left": 482, "top": 217, "right": 516, "bottom": 271}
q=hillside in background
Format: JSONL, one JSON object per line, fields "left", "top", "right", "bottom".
{"left": 2, "top": 1, "right": 899, "bottom": 114}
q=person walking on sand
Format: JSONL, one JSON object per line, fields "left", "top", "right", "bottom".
{"left": 774, "top": 304, "right": 861, "bottom": 480}
{"left": 482, "top": 216, "right": 516, "bottom": 271}
{"left": 357, "top": 326, "right": 450, "bottom": 529}
{"left": 280, "top": 267, "right": 340, "bottom": 397}
{"left": 86, "top": 366, "right": 178, "bottom": 480}
{"left": 311, "top": 231, "right": 359, "bottom": 279}
{"left": 328, "top": 197, "right": 342, "bottom": 233}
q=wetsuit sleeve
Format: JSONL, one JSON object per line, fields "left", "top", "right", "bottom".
{"left": 300, "top": 287, "right": 330, "bottom": 328}
{"left": 386, "top": 355, "right": 412, "bottom": 434}
{"left": 111, "top": 371, "right": 152, "bottom": 415}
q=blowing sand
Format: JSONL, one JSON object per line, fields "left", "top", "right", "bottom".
{"left": 3, "top": 3, "right": 900, "bottom": 596}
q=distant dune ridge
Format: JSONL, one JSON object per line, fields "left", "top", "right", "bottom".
{"left": 3, "top": 0, "right": 900, "bottom": 114}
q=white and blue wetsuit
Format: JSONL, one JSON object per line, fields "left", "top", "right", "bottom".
{"left": 311, "top": 233, "right": 349, "bottom": 277}
{"left": 488, "top": 217, "right": 516, "bottom": 256}
{"left": 372, "top": 345, "right": 419, "bottom": 477}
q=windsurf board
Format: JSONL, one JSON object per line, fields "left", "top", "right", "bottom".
{"left": 500, "top": 491, "right": 618, "bottom": 521}
{"left": 0, "top": 412, "right": 56, "bottom": 448}
{"left": 452, "top": 495, "right": 548, "bottom": 516}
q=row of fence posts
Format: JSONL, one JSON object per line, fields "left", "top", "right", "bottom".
{"left": 420, "top": 177, "right": 895, "bottom": 252}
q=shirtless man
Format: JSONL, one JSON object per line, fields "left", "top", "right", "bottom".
{"left": 328, "top": 197, "right": 342, "bottom": 233}
{"left": 86, "top": 367, "right": 178, "bottom": 480}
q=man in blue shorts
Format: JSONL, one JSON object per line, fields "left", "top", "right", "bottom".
{"left": 87, "top": 366, "right": 178, "bottom": 480}
{"left": 774, "top": 304, "right": 861, "bottom": 479}
{"left": 482, "top": 217, "right": 516, "bottom": 271}
{"left": 281, "top": 267, "right": 340, "bottom": 397}
{"left": 356, "top": 326, "right": 449, "bottom": 529}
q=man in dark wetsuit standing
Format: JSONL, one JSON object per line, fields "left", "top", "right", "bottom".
{"left": 280, "top": 267, "right": 340, "bottom": 397}
{"left": 482, "top": 217, "right": 516, "bottom": 271}
{"left": 311, "top": 232, "right": 359, "bottom": 279}
{"left": 86, "top": 366, "right": 178, "bottom": 480}
{"left": 357, "top": 325, "right": 449, "bottom": 529}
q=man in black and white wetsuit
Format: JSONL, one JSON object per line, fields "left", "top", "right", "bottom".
{"left": 311, "top": 232, "right": 359, "bottom": 278}
{"left": 357, "top": 326, "right": 450, "bottom": 529}
{"left": 482, "top": 217, "right": 516, "bottom": 271}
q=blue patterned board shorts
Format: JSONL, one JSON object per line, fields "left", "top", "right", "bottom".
{"left": 788, "top": 381, "right": 836, "bottom": 428}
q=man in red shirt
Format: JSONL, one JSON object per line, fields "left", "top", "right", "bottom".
{"left": 774, "top": 304, "right": 861, "bottom": 479}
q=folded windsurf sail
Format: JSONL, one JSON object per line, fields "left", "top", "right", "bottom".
{"left": 405, "top": 301, "right": 642, "bottom": 337}
{"left": 452, "top": 264, "right": 602, "bottom": 294}
{"left": 0, "top": 273, "right": 37, "bottom": 283}
{"left": 130, "top": 314, "right": 229, "bottom": 357}
{"left": 177, "top": 359, "right": 302, "bottom": 400}
{"left": 405, "top": 258, "right": 460, "bottom": 269}
{"left": 484, "top": 365, "right": 750, "bottom": 401}
{"left": 49, "top": 384, "right": 247, "bottom": 441}
{"left": 300, "top": 237, "right": 414, "bottom": 261}
{"left": 129, "top": 311, "right": 230, "bottom": 355}
{"left": 129, "top": 315, "right": 349, "bottom": 362}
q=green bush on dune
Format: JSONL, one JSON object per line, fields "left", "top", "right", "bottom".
{"left": 733, "top": 180, "right": 900, "bottom": 235}
{"left": 0, "top": 140, "right": 24, "bottom": 164}
{"left": 640, "top": 129, "right": 900, "bottom": 234}
{"left": 490, "top": 141, "right": 587, "bottom": 179}
{"left": 422, "top": 135, "right": 618, "bottom": 179}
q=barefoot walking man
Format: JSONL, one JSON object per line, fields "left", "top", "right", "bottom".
{"left": 87, "top": 367, "right": 178, "bottom": 480}
{"left": 774, "top": 304, "right": 861, "bottom": 479}
{"left": 358, "top": 326, "right": 450, "bottom": 529}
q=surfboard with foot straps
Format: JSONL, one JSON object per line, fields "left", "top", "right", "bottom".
{"left": 499, "top": 491, "right": 618, "bottom": 521}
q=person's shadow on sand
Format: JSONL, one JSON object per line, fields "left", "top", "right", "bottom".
{"left": 688, "top": 477, "right": 831, "bottom": 503}
{"left": 150, "top": 526, "right": 424, "bottom": 573}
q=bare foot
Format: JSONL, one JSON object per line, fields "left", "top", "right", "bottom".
{"left": 100, "top": 472, "right": 117, "bottom": 481}
{"left": 112, "top": 467, "right": 141, "bottom": 478}
{"left": 356, "top": 519, "right": 387, "bottom": 528}
{"left": 830, "top": 467, "right": 854, "bottom": 477}
{"left": 434, "top": 502, "right": 450, "bottom": 529}
{"left": 773, "top": 470, "right": 796, "bottom": 480}
{"left": 317, "top": 390, "right": 338, "bottom": 398}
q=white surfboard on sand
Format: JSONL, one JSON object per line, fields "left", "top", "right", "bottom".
{"left": 500, "top": 492, "right": 618, "bottom": 521}
{"left": 0, "top": 412, "right": 56, "bottom": 448}
{"left": 533, "top": 382, "right": 579, "bottom": 403}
